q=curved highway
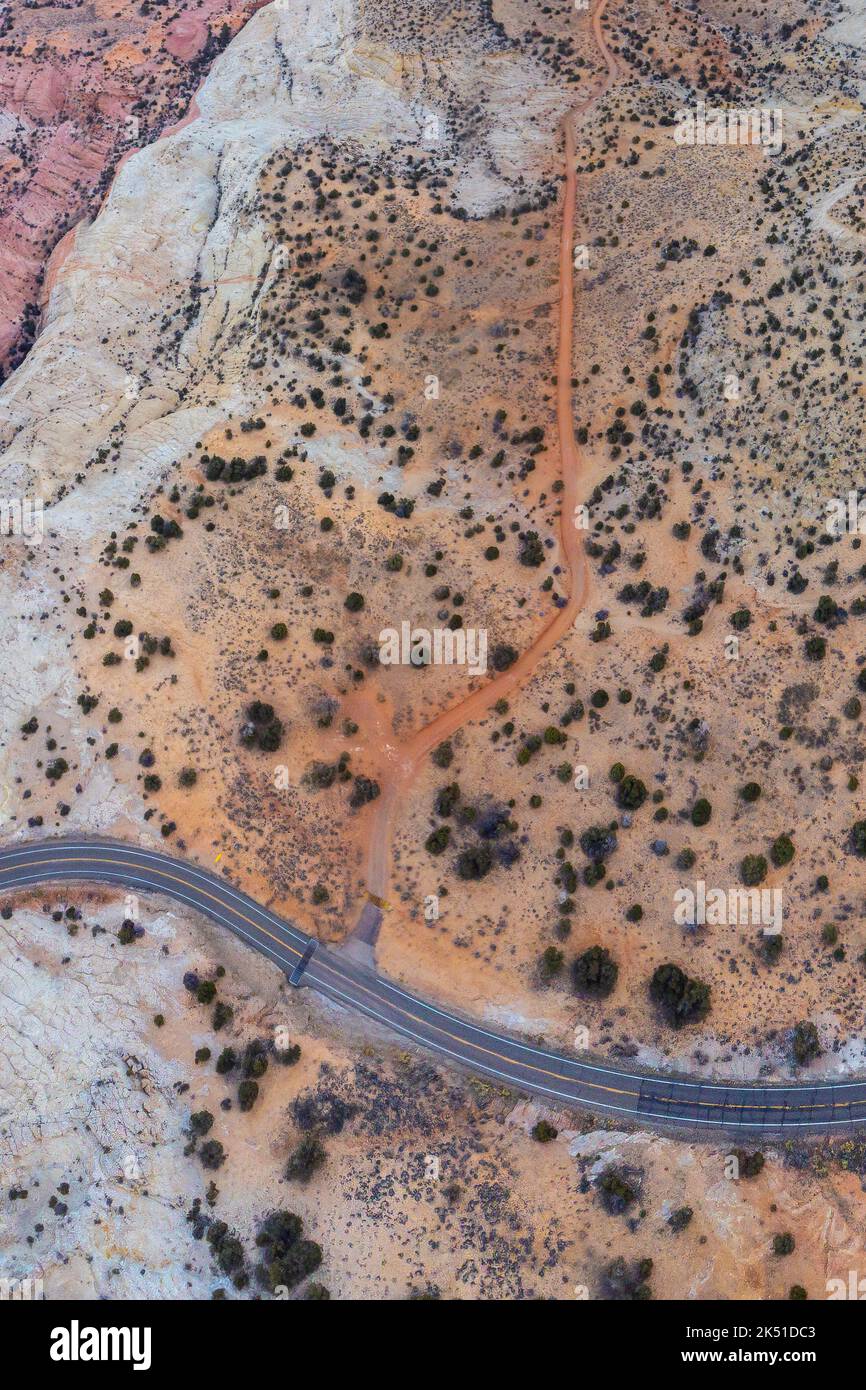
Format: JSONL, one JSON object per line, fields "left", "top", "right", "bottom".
{"left": 0, "top": 836, "right": 863, "bottom": 1133}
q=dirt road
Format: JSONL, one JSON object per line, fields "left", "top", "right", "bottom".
{"left": 363, "top": 0, "right": 620, "bottom": 903}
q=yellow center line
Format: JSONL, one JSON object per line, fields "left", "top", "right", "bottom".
{"left": 314, "top": 956, "right": 638, "bottom": 1102}
{"left": 4, "top": 853, "right": 863, "bottom": 1117}
{"left": 0, "top": 854, "right": 303, "bottom": 962}
{"left": 314, "top": 958, "right": 862, "bottom": 1113}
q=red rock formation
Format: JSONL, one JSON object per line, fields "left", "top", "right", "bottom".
{"left": 0, "top": 0, "right": 260, "bottom": 380}
{"left": 165, "top": 18, "right": 211, "bottom": 62}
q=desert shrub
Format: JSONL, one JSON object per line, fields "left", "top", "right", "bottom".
{"left": 198, "top": 1139, "right": 226, "bottom": 1170}
{"left": 431, "top": 741, "right": 453, "bottom": 768}
{"left": 540, "top": 945, "right": 564, "bottom": 978}
{"left": 255, "top": 1209, "right": 322, "bottom": 1293}
{"left": 761, "top": 933, "right": 783, "bottom": 965}
{"left": 341, "top": 267, "right": 367, "bottom": 303}
{"left": 303, "top": 761, "right": 336, "bottom": 791}
{"left": 491, "top": 644, "right": 518, "bottom": 672}
{"left": 792, "top": 1021, "right": 820, "bottom": 1066}
{"left": 733, "top": 1150, "right": 765, "bottom": 1179}
{"left": 238, "top": 1080, "right": 259, "bottom": 1112}
{"left": 425, "top": 826, "right": 451, "bottom": 855}
{"left": 241, "top": 701, "right": 283, "bottom": 752}
{"left": 649, "top": 963, "right": 710, "bottom": 1028}
{"left": 285, "top": 1134, "right": 326, "bottom": 1183}
{"left": 455, "top": 843, "right": 493, "bottom": 880}
{"left": 518, "top": 531, "right": 545, "bottom": 567}
{"left": 851, "top": 820, "right": 866, "bottom": 855}
{"left": 213, "top": 1001, "right": 234, "bottom": 1031}
{"left": 216, "top": 1047, "right": 237, "bottom": 1075}
{"left": 243, "top": 1039, "right": 269, "bottom": 1078}
{"left": 572, "top": 945, "right": 618, "bottom": 997}
{"left": 531, "top": 1120, "right": 558, "bottom": 1143}
{"left": 617, "top": 774, "right": 647, "bottom": 810}
{"left": 600, "top": 1256, "right": 653, "bottom": 1300}
{"left": 668, "top": 1206, "right": 693, "bottom": 1233}
{"left": 741, "top": 854, "right": 768, "bottom": 886}
{"left": 349, "top": 775, "right": 380, "bottom": 809}
{"left": 579, "top": 826, "right": 617, "bottom": 861}
{"left": 596, "top": 1165, "right": 639, "bottom": 1214}
{"left": 804, "top": 635, "right": 826, "bottom": 661}
{"left": 434, "top": 783, "right": 461, "bottom": 817}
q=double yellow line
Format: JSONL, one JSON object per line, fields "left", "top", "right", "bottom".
{"left": 2, "top": 852, "right": 860, "bottom": 1119}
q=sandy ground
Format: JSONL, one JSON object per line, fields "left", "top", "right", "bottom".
{"left": 3, "top": 883, "right": 866, "bottom": 1299}
{"left": 3, "top": 0, "right": 866, "bottom": 1298}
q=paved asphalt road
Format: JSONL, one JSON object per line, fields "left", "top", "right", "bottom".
{"left": 0, "top": 836, "right": 862, "bottom": 1133}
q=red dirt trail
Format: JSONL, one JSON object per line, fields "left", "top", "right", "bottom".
{"left": 362, "top": 0, "right": 621, "bottom": 903}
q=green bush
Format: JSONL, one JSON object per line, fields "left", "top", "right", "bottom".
{"left": 617, "top": 774, "right": 647, "bottom": 811}
{"left": 596, "top": 1166, "right": 638, "bottom": 1214}
{"left": 851, "top": 820, "right": 866, "bottom": 856}
{"left": 238, "top": 1080, "right": 259, "bottom": 1112}
{"left": 255, "top": 1209, "right": 322, "bottom": 1294}
{"left": 741, "top": 854, "right": 768, "bottom": 886}
{"left": 455, "top": 844, "right": 493, "bottom": 880}
{"left": 531, "top": 1120, "right": 558, "bottom": 1143}
{"left": 668, "top": 1206, "right": 693, "bottom": 1233}
{"left": 733, "top": 1149, "right": 765, "bottom": 1179}
{"left": 650, "top": 963, "right": 710, "bottom": 1028}
{"left": 425, "top": 825, "right": 451, "bottom": 855}
{"left": 198, "top": 1139, "right": 226, "bottom": 1170}
{"left": 572, "top": 945, "right": 618, "bottom": 997}
{"left": 792, "top": 1021, "right": 820, "bottom": 1066}
{"left": 431, "top": 741, "right": 453, "bottom": 769}
{"left": 285, "top": 1135, "right": 326, "bottom": 1183}
{"left": 770, "top": 834, "right": 795, "bottom": 868}
{"left": 761, "top": 933, "right": 783, "bottom": 965}
{"left": 213, "top": 1001, "right": 234, "bottom": 1031}
{"left": 540, "top": 945, "right": 564, "bottom": 978}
